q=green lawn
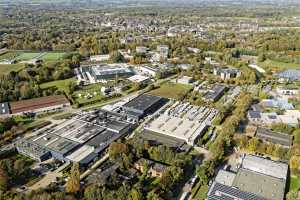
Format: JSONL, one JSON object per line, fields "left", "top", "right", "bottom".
{"left": 0, "top": 51, "right": 20, "bottom": 60}
{"left": 40, "top": 78, "right": 76, "bottom": 93}
{"left": 72, "top": 84, "right": 105, "bottom": 104}
{"left": 289, "top": 176, "right": 300, "bottom": 191}
{"left": 259, "top": 59, "right": 300, "bottom": 70}
{"left": 149, "top": 82, "right": 193, "bottom": 100}
{"left": 39, "top": 52, "right": 66, "bottom": 61}
{"left": 0, "top": 63, "right": 26, "bottom": 75}
{"left": 15, "top": 53, "right": 43, "bottom": 61}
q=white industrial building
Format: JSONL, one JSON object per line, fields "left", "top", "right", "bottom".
{"left": 138, "top": 65, "right": 158, "bottom": 77}
{"left": 177, "top": 76, "right": 194, "bottom": 85}
{"left": 90, "top": 54, "right": 110, "bottom": 62}
{"left": 145, "top": 102, "right": 218, "bottom": 145}
{"left": 128, "top": 75, "right": 151, "bottom": 84}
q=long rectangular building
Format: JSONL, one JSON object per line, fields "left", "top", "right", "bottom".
{"left": 255, "top": 127, "right": 292, "bottom": 148}
{"left": 10, "top": 95, "right": 70, "bottom": 115}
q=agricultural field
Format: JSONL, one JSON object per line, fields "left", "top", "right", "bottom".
{"left": 40, "top": 78, "right": 76, "bottom": 93}
{"left": 149, "top": 82, "right": 193, "bottom": 100}
{"left": 0, "top": 63, "right": 26, "bottom": 75}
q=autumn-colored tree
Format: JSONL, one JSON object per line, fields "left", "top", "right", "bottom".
{"left": 66, "top": 163, "right": 80, "bottom": 193}
{"left": 0, "top": 168, "right": 9, "bottom": 191}
{"left": 247, "top": 138, "right": 259, "bottom": 152}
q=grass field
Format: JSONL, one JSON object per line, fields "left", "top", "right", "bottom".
{"left": 40, "top": 78, "right": 76, "bottom": 93}
{"left": 259, "top": 59, "right": 300, "bottom": 70}
{"left": 15, "top": 53, "right": 43, "bottom": 61}
{"left": 149, "top": 82, "right": 193, "bottom": 100}
{"left": 0, "top": 51, "right": 66, "bottom": 62}
{"left": 0, "top": 63, "right": 26, "bottom": 75}
{"left": 40, "top": 52, "right": 66, "bottom": 61}
{"left": 289, "top": 176, "right": 300, "bottom": 191}
{"left": 72, "top": 84, "right": 105, "bottom": 104}
{"left": 0, "top": 51, "right": 20, "bottom": 60}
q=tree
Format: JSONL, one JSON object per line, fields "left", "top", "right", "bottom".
{"left": 258, "top": 53, "right": 267, "bottom": 62}
{"left": 128, "top": 188, "right": 143, "bottom": 200}
{"left": 247, "top": 138, "right": 259, "bottom": 152}
{"left": 239, "top": 135, "right": 248, "bottom": 149}
{"left": 66, "top": 163, "right": 80, "bottom": 193}
{"left": 110, "top": 51, "right": 123, "bottom": 63}
{"left": 84, "top": 185, "right": 103, "bottom": 200}
{"left": 0, "top": 169, "right": 9, "bottom": 191}
{"left": 266, "top": 143, "right": 275, "bottom": 155}
{"left": 273, "top": 144, "right": 286, "bottom": 159}
{"left": 13, "top": 159, "right": 26, "bottom": 176}
{"left": 290, "top": 156, "right": 300, "bottom": 169}
{"left": 286, "top": 190, "right": 300, "bottom": 200}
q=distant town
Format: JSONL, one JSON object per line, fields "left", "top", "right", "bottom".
{"left": 0, "top": 0, "right": 300, "bottom": 200}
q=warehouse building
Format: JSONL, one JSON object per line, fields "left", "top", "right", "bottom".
{"left": 144, "top": 102, "right": 218, "bottom": 146}
{"left": 232, "top": 154, "right": 288, "bottom": 200}
{"left": 10, "top": 95, "right": 70, "bottom": 115}
{"left": 209, "top": 154, "right": 288, "bottom": 200}
{"left": 77, "top": 64, "right": 134, "bottom": 84}
{"left": 122, "top": 94, "right": 168, "bottom": 121}
{"left": 16, "top": 139, "right": 52, "bottom": 162}
{"left": 207, "top": 182, "right": 268, "bottom": 200}
{"left": 17, "top": 132, "right": 79, "bottom": 161}
{"left": 255, "top": 127, "right": 292, "bottom": 148}
{"left": 16, "top": 109, "right": 134, "bottom": 165}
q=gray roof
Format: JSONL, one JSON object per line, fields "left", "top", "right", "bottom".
{"left": 278, "top": 69, "right": 300, "bottom": 80}
{"left": 86, "top": 130, "right": 122, "bottom": 153}
{"left": 241, "top": 155, "right": 288, "bottom": 180}
{"left": 215, "top": 170, "right": 236, "bottom": 186}
{"left": 232, "top": 169, "right": 286, "bottom": 200}
{"left": 205, "top": 85, "right": 226, "bottom": 101}
{"left": 29, "top": 132, "right": 80, "bottom": 155}
{"left": 123, "top": 94, "right": 164, "bottom": 113}
{"left": 207, "top": 182, "right": 268, "bottom": 200}
{"left": 248, "top": 111, "right": 261, "bottom": 119}
{"left": 255, "top": 127, "right": 292, "bottom": 147}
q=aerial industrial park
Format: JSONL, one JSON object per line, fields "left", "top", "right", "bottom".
{"left": 0, "top": 0, "right": 300, "bottom": 200}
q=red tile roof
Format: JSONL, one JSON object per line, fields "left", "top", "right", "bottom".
{"left": 10, "top": 95, "right": 70, "bottom": 114}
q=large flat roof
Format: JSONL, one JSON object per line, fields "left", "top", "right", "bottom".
{"left": 256, "top": 127, "right": 292, "bottom": 147}
{"left": 145, "top": 113, "right": 207, "bottom": 145}
{"left": 207, "top": 182, "right": 268, "bottom": 200}
{"left": 10, "top": 95, "right": 69, "bottom": 114}
{"left": 123, "top": 94, "right": 164, "bottom": 113}
{"left": 215, "top": 170, "right": 236, "bottom": 186}
{"left": 29, "top": 132, "right": 79, "bottom": 155}
{"left": 86, "top": 130, "right": 122, "bottom": 153}
{"left": 241, "top": 155, "right": 288, "bottom": 180}
{"left": 66, "top": 145, "right": 95, "bottom": 163}
{"left": 232, "top": 169, "right": 286, "bottom": 200}
{"left": 140, "top": 130, "right": 185, "bottom": 149}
